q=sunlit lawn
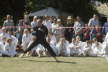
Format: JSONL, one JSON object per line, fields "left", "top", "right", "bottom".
{"left": 0, "top": 57, "right": 108, "bottom": 72}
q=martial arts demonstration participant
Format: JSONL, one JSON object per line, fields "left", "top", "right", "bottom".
{"left": 19, "top": 18, "right": 60, "bottom": 62}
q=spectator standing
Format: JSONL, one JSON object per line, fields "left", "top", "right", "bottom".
{"left": 3, "top": 15, "right": 14, "bottom": 31}
{"left": 64, "top": 16, "right": 74, "bottom": 43}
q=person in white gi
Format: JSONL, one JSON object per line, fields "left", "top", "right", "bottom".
{"left": 49, "top": 33, "right": 58, "bottom": 55}
{"left": 91, "top": 38, "right": 103, "bottom": 56}
{"left": 56, "top": 37, "right": 69, "bottom": 56}
{"left": 74, "top": 36, "right": 83, "bottom": 56}
{"left": 21, "top": 29, "right": 32, "bottom": 50}
{"left": 0, "top": 37, "right": 7, "bottom": 56}
{"left": 51, "top": 19, "right": 57, "bottom": 33}
{"left": 4, "top": 38, "right": 16, "bottom": 57}
{"left": 103, "top": 33, "right": 108, "bottom": 60}
{"left": 67, "top": 38, "right": 76, "bottom": 56}
{"left": 0, "top": 27, "right": 9, "bottom": 41}
{"left": 7, "top": 30, "right": 18, "bottom": 47}
{"left": 83, "top": 40, "right": 93, "bottom": 56}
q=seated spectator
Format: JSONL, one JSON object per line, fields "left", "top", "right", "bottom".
{"left": 49, "top": 33, "right": 58, "bottom": 55}
{"left": 56, "top": 37, "right": 69, "bottom": 56}
{"left": 91, "top": 38, "right": 103, "bottom": 56}
{"left": 15, "top": 29, "right": 23, "bottom": 45}
{"left": 4, "top": 38, "right": 17, "bottom": 57}
{"left": 75, "top": 36, "right": 84, "bottom": 56}
{"left": 0, "top": 27, "right": 8, "bottom": 41}
{"left": 0, "top": 37, "right": 7, "bottom": 56}
{"left": 67, "top": 38, "right": 76, "bottom": 56}
{"left": 21, "top": 29, "right": 32, "bottom": 51}
{"left": 83, "top": 40, "right": 93, "bottom": 56}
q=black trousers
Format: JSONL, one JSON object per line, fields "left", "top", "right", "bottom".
{"left": 24, "top": 40, "right": 56, "bottom": 57}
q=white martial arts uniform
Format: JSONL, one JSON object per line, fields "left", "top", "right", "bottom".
{"left": 22, "top": 33, "right": 32, "bottom": 50}
{"left": 50, "top": 34, "right": 58, "bottom": 55}
{"left": 101, "top": 42, "right": 107, "bottom": 56}
{"left": 52, "top": 23, "right": 59, "bottom": 34}
{"left": 91, "top": 42, "right": 102, "bottom": 56}
{"left": 0, "top": 32, "right": 9, "bottom": 41}
{"left": 75, "top": 41, "right": 83, "bottom": 56}
{"left": 0, "top": 41, "right": 5, "bottom": 56}
{"left": 4, "top": 42, "right": 16, "bottom": 57}
{"left": 9, "top": 35, "right": 18, "bottom": 49}
{"left": 67, "top": 42, "right": 77, "bottom": 56}
{"left": 56, "top": 40, "right": 69, "bottom": 56}
{"left": 103, "top": 33, "right": 108, "bottom": 56}
{"left": 83, "top": 42, "right": 93, "bottom": 56}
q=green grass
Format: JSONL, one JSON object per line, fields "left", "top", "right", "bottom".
{"left": 0, "top": 57, "right": 108, "bottom": 72}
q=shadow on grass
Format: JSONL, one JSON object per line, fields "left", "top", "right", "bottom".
{"left": 22, "top": 59, "right": 77, "bottom": 64}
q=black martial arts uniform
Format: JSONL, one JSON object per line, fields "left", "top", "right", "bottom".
{"left": 24, "top": 25, "right": 56, "bottom": 57}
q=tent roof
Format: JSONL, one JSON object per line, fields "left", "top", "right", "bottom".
{"left": 29, "top": 7, "right": 72, "bottom": 16}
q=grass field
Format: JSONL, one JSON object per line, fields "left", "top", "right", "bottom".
{"left": 0, "top": 57, "right": 108, "bottom": 72}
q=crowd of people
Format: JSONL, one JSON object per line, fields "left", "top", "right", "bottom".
{"left": 0, "top": 14, "right": 108, "bottom": 58}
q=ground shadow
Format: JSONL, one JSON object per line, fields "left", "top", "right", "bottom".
{"left": 22, "top": 59, "right": 77, "bottom": 64}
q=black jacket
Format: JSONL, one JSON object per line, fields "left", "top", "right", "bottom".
{"left": 33, "top": 25, "right": 48, "bottom": 41}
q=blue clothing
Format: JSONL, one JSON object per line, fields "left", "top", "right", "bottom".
{"left": 15, "top": 32, "right": 22, "bottom": 44}
{"left": 103, "top": 22, "right": 108, "bottom": 34}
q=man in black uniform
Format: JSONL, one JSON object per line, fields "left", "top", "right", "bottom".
{"left": 19, "top": 18, "right": 59, "bottom": 62}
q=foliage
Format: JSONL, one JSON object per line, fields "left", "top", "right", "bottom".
{"left": 25, "top": 0, "right": 98, "bottom": 22}
{"left": 98, "top": 0, "right": 108, "bottom": 3}
{"left": 0, "top": 0, "right": 104, "bottom": 24}
{"left": 0, "top": 0, "right": 25, "bottom": 24}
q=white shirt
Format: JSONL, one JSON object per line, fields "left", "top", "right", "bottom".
{"left": 5, "top": 43, "right": 16, "bottom": 57}
{"left": 0, "top": 32, "right": 9, "bottom": 41}
{"left": 74, "top": 21, "right": 83, "bottom": 33}
{"left": 43, "top": 20, "right": 52, "bottom": 31}
{"left": 3, "top": 19, "right": 14, "bottom": 26}
{"left": 22, "top": 33, "right": 32, "bottom": 50}
{"left": 31, "top": 21, "right": 37, "bottom": 28}
{"left": 0, "top": 42, "right": 5, "bottom": 53}
{"left": 52, "top": 23, "right": 58, "bottom": 33}
{"left": 88, "top": 18, "right": 100, "bottom": 27}
{"left": 50, "top": 35, "right": 57, "bottom": 46}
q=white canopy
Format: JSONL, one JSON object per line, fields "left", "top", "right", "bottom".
{"left": 29, "top": 7, "right": 72, "bottom": 16}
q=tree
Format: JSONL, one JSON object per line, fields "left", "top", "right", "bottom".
{"left": 0, "top": 0, "right": 25, "bottom": 24}
{"left": 25, "top": 0, "right": 98, "bottom": 22}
